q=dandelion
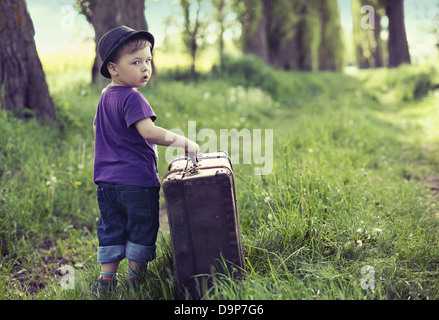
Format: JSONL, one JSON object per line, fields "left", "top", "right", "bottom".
{"left": 46, "top": 176, "right": 57, "bottom": 187}
{"left": 356, "top": 228, "right": 363, "bottom": 234}
{"left": 78, "top": 163, "right": 84, "bottom": 170}
{"left": 372, "top": 228, "right": 382, "bottom": 235}
{"left": 344, "top": 241, "right": 353, "bottom": 248}
{"left": 75, "top": 181, "right": 82, "bottom": 186}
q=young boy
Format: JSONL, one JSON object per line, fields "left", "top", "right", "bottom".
{"left": 92, "top": 26, "right": 199, "bottom": 295}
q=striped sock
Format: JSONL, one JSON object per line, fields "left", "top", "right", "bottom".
{"left": 100, "top": 271, "right": 115, "bottom": 281}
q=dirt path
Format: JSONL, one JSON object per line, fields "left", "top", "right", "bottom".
{"left": 417, "top": 176, "right": 439, "bottom": 196}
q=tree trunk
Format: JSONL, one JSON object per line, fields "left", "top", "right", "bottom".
{"left": 0, "top": 0, "right": 56, "bottom": 120}
{"left": 373, "top": 10, "right": 384, "bottom": 67}
{"left": 239, "top": 0, "right": 269, "bottom": 63}
{"left": 318, "top": 0, "right": 343, "bottom": 71}
{"left": 78, "top": 0, "right": 150, "bottom": 83}
{"left": 181, "top": 0, "right": 202, "bottom": 75}
{"left": 385, "top": 0, "right": 411, "bottom": 67}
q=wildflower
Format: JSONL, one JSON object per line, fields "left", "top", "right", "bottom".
{"left": 78, "top": 163, "right": 85, "bottom": 170}
{"left": 46, "top": 176, "right": 57, "bottom": 187}
{"left": 356, "top": 228, "right": 363, "bottom": 234}
{"left": 75, "top": 181, "right": 82, "bottom": 186}
{"left": 372, "top": 228, "right": 382, "bottom": 235}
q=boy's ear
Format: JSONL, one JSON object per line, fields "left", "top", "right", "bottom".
{"left": 107, "top": 62, "right": 118, "bottom": 76}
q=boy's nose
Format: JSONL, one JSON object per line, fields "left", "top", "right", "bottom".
{"left": 143, "top": 63, "right": 151, "bottom": 73}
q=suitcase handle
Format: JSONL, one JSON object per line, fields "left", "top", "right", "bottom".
{"left": 188, "top": 152, "right": 198, "bottom": 165}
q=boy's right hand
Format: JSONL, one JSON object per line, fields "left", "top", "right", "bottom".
{"left": 185, "top": 140, "right": 200, "bottom": 157}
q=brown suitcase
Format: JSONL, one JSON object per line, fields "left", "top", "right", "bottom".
{"left": 162, "top": 151, "right": 244, "bottom": 299}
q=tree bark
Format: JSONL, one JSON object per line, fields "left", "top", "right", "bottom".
{"left": 0, "top": 0, "right": 56, "bottom": 120}
{"left": 77, "top": 0, "right": 150, "bottom": 83}
{"left": 385, "top": 0, "right": 411, "bottom": 67}
{"left": 318, "top": 0, "right": 343, "bottom": 71}
{"left": 239, "top": 0, "right": 269, "bottom": 63}
{"left": 373, "top": 10, "right": 384, "bottom": 67}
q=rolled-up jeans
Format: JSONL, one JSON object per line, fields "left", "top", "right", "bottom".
{"left": 96, "top": 183, "right": 160, "bottom": 263}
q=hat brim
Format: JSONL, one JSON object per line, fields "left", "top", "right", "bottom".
{"left": 100, "top": 31, "right": 155, "bottom": 79}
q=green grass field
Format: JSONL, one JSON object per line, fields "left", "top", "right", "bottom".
{"left": 1, "top": 52, "right": 438, "bottom": 300}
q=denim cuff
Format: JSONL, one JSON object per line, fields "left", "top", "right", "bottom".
{"left": 97, "top": 245, "right": 125, "bottom": 263}
{"left": 126, "top": 240, "right": 156, "bottom": 262}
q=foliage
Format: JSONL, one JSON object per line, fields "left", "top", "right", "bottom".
{"left": 357, "top": 62, "right": 439, "bottom": 101}
{"left": 1, "top": 54, "right": 439, "bottom": 300}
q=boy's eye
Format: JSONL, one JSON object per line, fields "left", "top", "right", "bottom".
{"left": 133, "top": 61, "right": 139, "bottom": 65}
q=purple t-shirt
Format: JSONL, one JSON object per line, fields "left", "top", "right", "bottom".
{"left": 93, "top": 86, "right": 160, "bottom": 187}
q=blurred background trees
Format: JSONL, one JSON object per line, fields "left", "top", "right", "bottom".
{"left": 73, "top": 0, "right": 413, "bottom": 79}
{"left": 352, "top": 0, "right": 410, "bottom": 69}
{"left": 74, "top": 0, "right": 413, "bottom": 80}
{"left": 0, "top": 0, "right": 418, "bottom": 118}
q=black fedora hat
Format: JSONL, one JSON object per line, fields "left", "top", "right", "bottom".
{"left": 98, "top": 25, "right": 155, "bottom": 78}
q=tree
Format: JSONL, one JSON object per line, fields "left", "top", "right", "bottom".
{"left": 384, "top": 0, "right": 411, "bottom": 67}
{"left": 212, "top": 0, "right": 235, "bottom": 68}
{"left": 76, "top": 0, "right": 150, "bottom": 82}
{"left": 352, "top": 0, "right": 385, "bottom": 68}
{"left": 181, "top": 0, "right": 202, "bottom": 74}
{"left": 0, "top": 0, "right": 56, "bottom": 120}
{"left": 180, "top": 0, "right": 213, "bottom": 75}
{"left": 236, "top": 0, "right": 269, "bottom": 63}
{"left": 264, "top": 0, "right": 300, "bottom": 70}
{"left": 237, "top": 0, "right": 343, "bottom": 71}
{"left": 421, "top": 1, "right": 439, "bottom": 57}
{"left": 318, "top": 0, "right": 344, "bottom": 71}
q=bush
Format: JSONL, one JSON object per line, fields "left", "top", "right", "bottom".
{"left": 211, "top": 54, "right": 278, "bottom": 96}
{"left": 413, "top": 72, "right": 433, "bottom": 100}
{"left": 386, "top": 64, "right": 437, "bottom": 101}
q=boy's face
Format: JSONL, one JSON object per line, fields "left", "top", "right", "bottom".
{"left": 108, "top": 45, "right": 152, "bottom": 88}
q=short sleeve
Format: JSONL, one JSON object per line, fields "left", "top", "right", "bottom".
{"left": 123, "top": 91, "right": 157, "bottom": 128}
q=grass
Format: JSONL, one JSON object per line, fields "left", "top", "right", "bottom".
{"left": 1, "top": 51, "right": 439, "bottom": 300}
